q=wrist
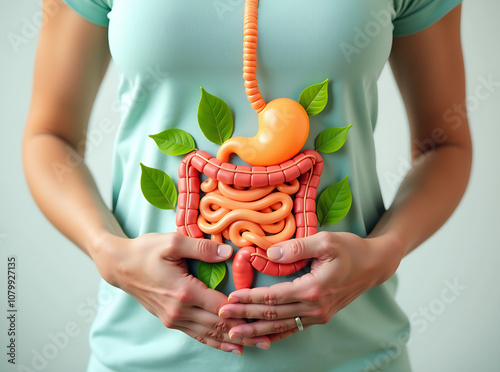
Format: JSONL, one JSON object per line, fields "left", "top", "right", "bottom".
{"left": 369, "top": 233, "right": 407, "bottom": 286}
{"left": 89, "top": 231, "right": 129, "bottom": 287}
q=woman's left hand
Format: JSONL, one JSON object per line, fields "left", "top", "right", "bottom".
{"left": 218, "top": 231, "right": 405, "bottom": 343}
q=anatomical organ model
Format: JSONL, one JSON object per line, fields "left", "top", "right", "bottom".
{"left": 140, "top": 0, "right": 353, "bottom": 290}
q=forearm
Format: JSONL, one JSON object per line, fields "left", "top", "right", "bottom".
{"left": 368, "top": 141, "right": 472, "bottom": 256}
{"left": 23, "top": 1, "right": 118, "bottom": 261}
{"left": 22, "top": 128, "right": 125, "bottom": 260}
{"left": 371, "top": 5, "right": 472, "bottom": 257}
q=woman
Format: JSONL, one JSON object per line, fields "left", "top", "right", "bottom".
{"left": 23, "top": 0, "right": 471, "bottom": 371}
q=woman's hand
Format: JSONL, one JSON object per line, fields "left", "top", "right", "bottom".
{"left": 95, "top": 232, "right": 271, "bottom": 354}
{"left": 218, "top": 231, "right": 404, "bottom": 342}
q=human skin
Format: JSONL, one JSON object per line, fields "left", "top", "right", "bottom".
{"left": 23, "top": 0, "right": 471, "bottom": 355}
{"left": 218, "top": 5, "right": 472, "bottom": 343}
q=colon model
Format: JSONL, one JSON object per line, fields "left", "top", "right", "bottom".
{"left": 176, "top": 149, "right": 323, "bottom": 290}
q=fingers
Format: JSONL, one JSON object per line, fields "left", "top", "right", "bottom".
{"left": 227, "top": 275, "right": 318, "bottom": 306}
{"left": 227, "top": 317, "right": 310, "bottom": 339}
{"left": 265, "top": 231, "right": 337, "bottom": 263}
{"left": 164, "top": 278, "right": 271, "bottom": 349}
{"left": 161, "top": 300, "right": 272, "bottom": 350}
{"left": 218, "top": 302, "right": 311, "bottom": 321}
{"left": 166, "top": 233, "right": 233, "bottom": 262}
{"left": 267, "top": 328, "right": 301, "bottom": 343}
{"left": 185, "top": 275, "right": 232, "bottom": 314}
{"left": 177, "top": 325, "right": 244, "bottom": 355}
{"left": 178, "top": 317, "right": 271, "bottom": 349}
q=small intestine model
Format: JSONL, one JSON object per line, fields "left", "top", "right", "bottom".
{"left": 177, "top": 149, "right": 323, "bottom": 290}
{"left": 141, "top": 0, "right": 352, "bottom": 290}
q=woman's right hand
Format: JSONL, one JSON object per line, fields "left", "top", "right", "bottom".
{"left": 94, "top": 232, "right": 270, "bottom": 355}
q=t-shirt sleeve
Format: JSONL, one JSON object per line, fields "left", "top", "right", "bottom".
{"left": 393, "top": 0, "right": 462, "bottom": 36}
{"left": 62, "top": 0, "right": 111, "bottom": 27}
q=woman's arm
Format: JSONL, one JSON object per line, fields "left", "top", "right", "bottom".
{"left": 23, "top": 0, "right": 270, "bottom": 354}
{"left": 372, "top": 3, "right": 472, "bottom": 252}
{"left": 219, "top": 4, "right": 472, "bottom": 341}
{"left": 23, "top": 1, "right": 117, "bottom": 255}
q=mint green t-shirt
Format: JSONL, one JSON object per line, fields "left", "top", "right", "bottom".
{"left": 63, "top": 1, "right": 461, "bottom": 371}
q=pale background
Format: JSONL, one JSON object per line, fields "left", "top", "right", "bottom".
{"left": 1, "top": 1, "right": 499, "bottom": 371}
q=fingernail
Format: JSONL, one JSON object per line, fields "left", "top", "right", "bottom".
{"left": 256, "top": 342, "right": 270, "bottom": 350}
{"left": 217, "top": 244, "right": 232, "bottom": 258}
{"left": 218, "top": 310, "right": 232, "bottom": 318}
{"left": 227, "top": 296, "right": 240, "bottom": 304}
{"left": 231, "top": 350, "right": 242, "bottom": 356}
{"left": 229, "top": 332, "right": 243, "bottom": 340}
{"left": 267, "top": 246, "right": 282, "bottom": 260}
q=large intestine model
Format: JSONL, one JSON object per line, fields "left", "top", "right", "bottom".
{"left": 140, "top": 0, "right": 352, "bottom": 290}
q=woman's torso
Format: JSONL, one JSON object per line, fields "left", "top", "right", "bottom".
{"left": 90, "top": 1, "right": 416, "bottom": 371}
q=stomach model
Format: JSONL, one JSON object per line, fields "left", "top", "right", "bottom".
{"left": 140, "top": 0, "right": 353, "bottom": 290}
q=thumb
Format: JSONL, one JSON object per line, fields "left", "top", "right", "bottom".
{"left": 266, "top": 232, "right": 335, "bottom": 263}
{"left": 168, "top": 234, "right": 233, "bottom": 262}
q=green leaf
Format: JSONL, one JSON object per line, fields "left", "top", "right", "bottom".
{"left": 317, "top": 176, "right": 352, "bottom": 226}
{"left": 140, "top": 163, "right": 177, "bottom": 210}
{"left": 149, "top": 128, "right": 197, "bottom": 156}
{"left": 299, "top": 78, "right": 329, "bottom": 116}
{"left": 197, "top": 261, "right": 226, "bottom": 289}
{"left": 198, "top": 87, "right": 234, "bottom": 145}
{"left": 315, "top": 124, "right": 352, "bottom": 153}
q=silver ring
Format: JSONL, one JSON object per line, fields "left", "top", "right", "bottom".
{"left": 295, "top": 316, "right": 304, "bottom": 331}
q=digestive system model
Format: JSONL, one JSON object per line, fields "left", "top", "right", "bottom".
{"left": 140, "top": 0, "right": 353, "bottom": 290}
